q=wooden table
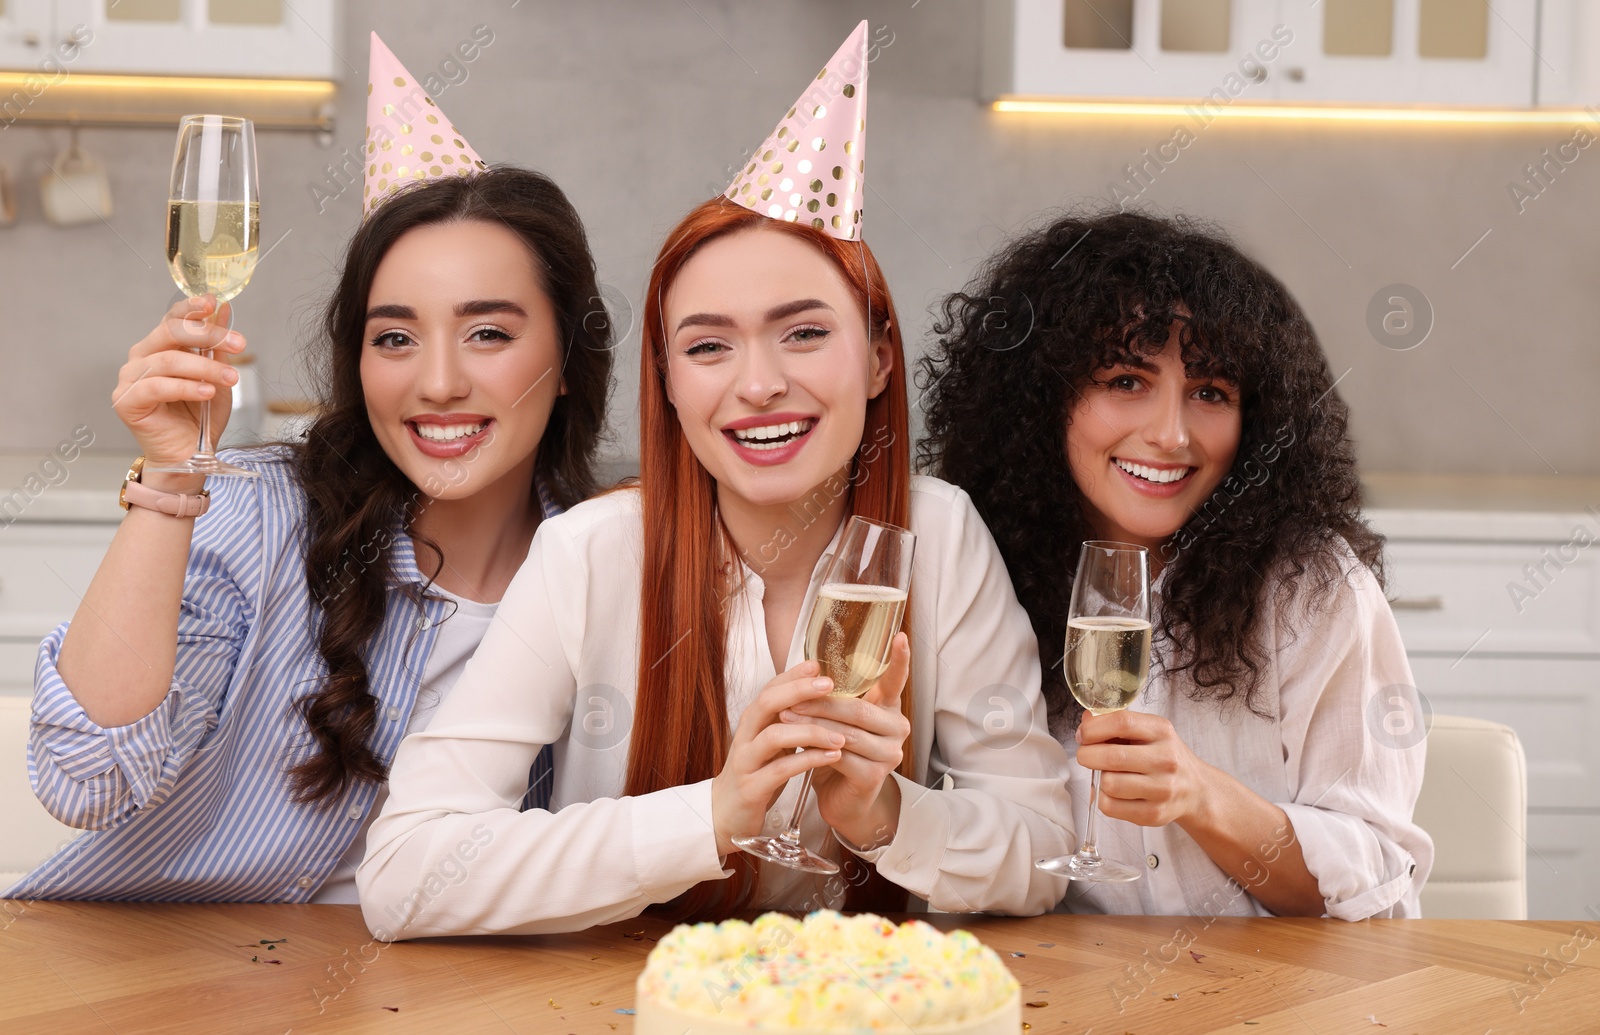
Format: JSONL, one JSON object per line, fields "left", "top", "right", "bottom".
{"left": 0, "top": 902, "right": 1595, "bottom": 1033}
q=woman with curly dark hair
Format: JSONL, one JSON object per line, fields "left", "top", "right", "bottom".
{"left": 918, "top": 209, "right": 1432, "bottom": 921}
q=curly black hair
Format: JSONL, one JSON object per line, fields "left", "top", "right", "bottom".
{"left": 916, "top": 209, "right": 1383, "bottom": 727}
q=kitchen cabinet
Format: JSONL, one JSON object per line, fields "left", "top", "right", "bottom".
{"left": 0, "top": 0, "right": 341, "bottom": 79}
{"left": 1370, "top": 482, "right": 1600, "bottom": 921}
{"left": 981, "top": 0, "right": 1594, "bottom": 107}
{"left": 0, "top": 522, "right": 117, "bottom": 698}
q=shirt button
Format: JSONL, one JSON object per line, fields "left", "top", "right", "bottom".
{"left": 387, "top": 706, "right": 401, "bottom": 722}
{"left": 1146, "top": 854, "right": 1160, "bottom": 870}
{"left": 347, "top": 804, "right": 362, "bottom": 820}
{"left": 296, "top": 876, "right": 313, "bottom": 889}
{"left": 416, "top": 615, "right": 432, "bottom": 631}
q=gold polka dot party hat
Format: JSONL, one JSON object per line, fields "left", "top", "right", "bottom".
{"left": 723, "top": 20, "right": 868, "bottom": 241}
{"left": 362, "top": 32, "right": 488, "bottom": 218}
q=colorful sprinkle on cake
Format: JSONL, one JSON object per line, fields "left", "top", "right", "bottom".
{"left": 634, "top": 911, "right": 1020, "bottom": 1033}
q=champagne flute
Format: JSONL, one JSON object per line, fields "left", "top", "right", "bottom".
{"left": 732, "top": 516, "right": 915, "bottom": 874}
{"left": 1035, "top": 540, "right": 1151, "bottom": 883}
{"left": 147, "top": 114, "right": 261, "bottom": 479}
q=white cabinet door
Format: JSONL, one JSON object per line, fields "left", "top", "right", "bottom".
{"left": 0, "top": 522, "right": 115, "bottom": 703}
{"left": 983, "top": 0, "right": 1549, "bottom": 106}
{"left": 1274, "top": 0, "right": 1539, "bottom": 106}
{"left": 0, "top": 523, "right": 117, "bottom": 641}
{"left": 985, "top": 0, "right": 1283, "bottom": 101}
{"left": 1525, "top": 811, "right": 1600, "bottom": 920}
{"left": 0, "top": 641, "right": 39, "bottom": 700}
{"left": 0, "top": 0, "right": 342, "bottom": 80}
{"left": 1410, "top": 656, "right": 1600, "bottom": 811}
{"left": 1384, "top": 539, "right": 1600, "bottom": 657}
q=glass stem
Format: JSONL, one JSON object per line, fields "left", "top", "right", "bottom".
{"left": 781, "top": 769, "right": 817, "bottom": 846}
{"left": 192, "top": 346, "right": 215, "bottom": 460}
{"left": 1079, "top": 769, "right": 1106, "bottom": 861}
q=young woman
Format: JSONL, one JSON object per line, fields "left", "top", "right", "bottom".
{"left": 919, "top": 210, "right": 1432, "bottom": 920}
{"left": 355, "top": 197, "right": 1075, "bottom": 938}
{"left": 6, "top": 168, "right": 612, "bottom": 902}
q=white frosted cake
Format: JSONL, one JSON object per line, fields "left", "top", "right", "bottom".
{"left": 634, "top": 911, "right": 1021, "bottom": 1034}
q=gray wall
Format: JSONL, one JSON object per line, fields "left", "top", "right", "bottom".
{"left": 1, "top": 0, "right": 1596, "bottom": 475}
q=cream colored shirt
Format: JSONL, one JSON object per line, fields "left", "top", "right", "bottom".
{"left": 358, "top": 477, "right": 1075, "bottom": 937}
{"left": 1055, "top": 549, "right": 1434, "bottom": 920}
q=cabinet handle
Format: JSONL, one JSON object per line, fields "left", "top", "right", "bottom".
{"left": 1389, "top": 595, "right": 1444, "bottom": 611}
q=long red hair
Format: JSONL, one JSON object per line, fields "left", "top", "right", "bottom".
{"left": 627, "top": 198, "right": 914, "bottom": 919}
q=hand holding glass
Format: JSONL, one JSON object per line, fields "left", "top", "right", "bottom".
{"left": 148, "top": 114, "right": 260, "bottom": 479}
{"left": 732, "top": 516, "right": 914, "bottom": 874}
{"left": 1035, "top": 540, "right": 1152, "bottom": 883}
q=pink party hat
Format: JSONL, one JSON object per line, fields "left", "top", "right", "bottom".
{"left": 363, "top": 32, "right": 487, "bottom": 217}
{"left": 724, "top": 21, "right": 868, "bottom": 240}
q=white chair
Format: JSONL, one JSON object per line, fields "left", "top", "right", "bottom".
{"left": 1412, "top": 713, "right": 1528, "bottom": 920}
{"left": 0, "top": 696, "right": 80, "bottom": 888}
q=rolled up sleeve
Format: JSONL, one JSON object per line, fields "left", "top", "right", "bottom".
{"left": 26, "top": 478, "right": 255, "bottom": 830}
{"left": 1278, "top": 565, "right": 1432, "bottom": 920}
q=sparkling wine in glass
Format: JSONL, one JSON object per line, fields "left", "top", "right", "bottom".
{"left": 1035, "top": 540, "right": 1151, "bottom": 883}
{"left": 732, "top": 516, "right": 914, "bottom": 875}
{"left": 148, "top": 114, "right": 260, "bottom": 479}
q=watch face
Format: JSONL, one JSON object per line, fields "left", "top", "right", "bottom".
{"left": 121, "top": 456, "right": 144, "bottom": 511}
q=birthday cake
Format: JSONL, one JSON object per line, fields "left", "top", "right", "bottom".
{"left": 633, "top": 911, "right": 1021, "bottom": 1034}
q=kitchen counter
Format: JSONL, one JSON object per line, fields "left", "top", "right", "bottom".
{"left": 3, "top": 454, "right": 1597, "bottom": 538}
{"left": 0, "top": 452, "right": 644, "bottom": 524}
{"left": 0, "top": 451, "right": 136, "bottom": 524}
{"left": 1362, "top": 471, "right": 1600, "bottom": 542}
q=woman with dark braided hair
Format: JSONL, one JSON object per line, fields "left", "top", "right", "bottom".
{"left": 919, "top": 210, "right": 1432, "bottom": 920}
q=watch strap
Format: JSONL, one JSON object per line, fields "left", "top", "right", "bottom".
{"left": 120, "top": 477, "right": 210, "bottom": 518}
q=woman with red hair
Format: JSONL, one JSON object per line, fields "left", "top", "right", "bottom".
{"left": 359, "top": 24, "right": 1073, "bottom": 935}
{"left": 356, "top": 196, "right": 1075, "bottom": 936}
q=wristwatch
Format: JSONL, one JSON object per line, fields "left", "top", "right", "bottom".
{"left": 120, "top": 456, "right": 211, "bottom": 518}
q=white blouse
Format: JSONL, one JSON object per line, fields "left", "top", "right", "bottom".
{"left": 313, "top": 587, "right": 497, "bottom": 904}
{"left": 358, "top": 477, "right": 1075, "bottom": 937}
{"left": 1055, "top": 548, "right": 1434, "bottom": 920}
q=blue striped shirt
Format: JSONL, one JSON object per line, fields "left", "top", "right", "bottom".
{"left": 4, "top": 446, "right": 558, "bottom": 902}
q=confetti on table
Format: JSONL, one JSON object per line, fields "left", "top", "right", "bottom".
{"left": 591, "top": 1000, "right": 602, "bottom": 1006}
{"left": 615, "top": 1008, "right": 635, "bottom": 1015}
{"left": 1164, "top": 993, "right": 1181, "bottom": 1001}
{"left": 1365, "top": 1017, "right": 1388, "bottom": 1027}
{"left": 248, "top": 955, "right": 282, "bottom": 965}
{"left": 382, "top": 1007, "right": 399, "bottom": 1013}
{"left": 1037, "top": 942, "right": 1055, "bottom": 948}
{"left": 1026, "top": 1001, "right": 1048, "bottom": 1008}
{"left": 1010, "top": 952, "right": 1026, "bottom": 958}
{"left": 1190, "top": 951, "right": 1207, "bottom": 962}
{"left": 260, "top": 939, "right": 286, "bottom": 945}
{"left": 548, "top": 999, "right": 560, "bottom": 1009}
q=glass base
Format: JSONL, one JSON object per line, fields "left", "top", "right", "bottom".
{"left": 144, "top": 454, "right": 259, "bottom": 479}
{"left": 1035, "top": 851, "right": 1143, "bottom": 883}
{"left": 731, "top": 833, "right": 840, "bottom": 875}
